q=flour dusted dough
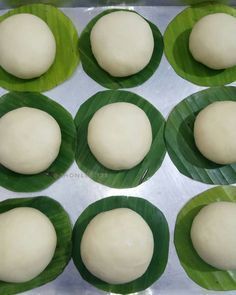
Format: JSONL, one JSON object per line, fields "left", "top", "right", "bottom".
{"left": 90, "top": 11, "right": 154, "bottom": 77}
{"left": 0, "top": 107, "right": 61, "bottom": 174}
{"left": 80, "top": 208, "right": 154, "bottom": 284}
{"left": 189, "top": 13, "right": 236, "bottom": 70}
{"left": 0, "top": 207, "right": 57, "bottom": 282}
{"left": 0, "top": 13, "right": 56, "bottom": 79}
{"left": 191, "top": 202, "right": 236, "bottom": 270}
{"left": 87, "top": 102, "right": 152, "bottom": 170}
{"left": 194, "top": 101, "right": 236, "bottom": 164}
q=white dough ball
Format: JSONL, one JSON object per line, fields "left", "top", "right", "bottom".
{"left": 189, "top": 13, "right": 236, "bottom": 70}
{"left": 0, "top": 207, "right": 57, "bottom": 282}
{"left": 194, "top": 101, "right": 236, "bottom": 164}
{"left": 0, "top": 107, "right": 61, "bottom": 174}
{"left": 0, "top": 13, "right": 56, "bottom": 79}
{"left": 191, "top": 201, "right": 236, "bottom": 270}
{"left": 90, "top": 11, "right": 154, "bottom": 77}
{"left": 87, "top": 102, "right": 152, "bottom": 170}
{"left": 81, "top": 208, "right": 154, "bottom": 284}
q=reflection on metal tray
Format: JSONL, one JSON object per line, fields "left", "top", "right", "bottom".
{"left": 1, "top": 0, "right": 236, "bottom": 9}
{"left": 0, "top": 3, "right": 236, "bottom": 295}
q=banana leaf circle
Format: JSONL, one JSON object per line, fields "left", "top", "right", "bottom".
{"left": 74, "top": 90, "right": 166, "bottom": 188}
{"left": 0, "top": 91, "right": 76, "bottom": 192}
{"left": 72, "top": 195, "right": 169, "bottom": 294}
{"left": 175, "top": 185, "right": 236, "bottom": 291}
{"left": 165, "top": 86, "right": 236, "bottom": 185}
{"left": 79, "top": 9, "right": 163, "bottom": 89}
{"left": 0, "top": 196, "right": 72, "bottom": 295}
{"left": 0, "top": 3, "right": 79, "bottom": 92}
{"left": 164, "top": 2, "right": 236, "bottom": 86}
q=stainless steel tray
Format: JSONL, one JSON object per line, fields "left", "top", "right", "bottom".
{"left": 0, "top": 4, "right": 235, "bottom": 295}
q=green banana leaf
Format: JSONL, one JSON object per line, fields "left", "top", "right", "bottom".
{"left": 79, "top": 9, "right": 163, "bottom": 89}
{"left": 74, "top": 90, "right": 166, "bottom": 188}
{"left": 175, "top": 185, "right": 236, "bottom": 290}
{"left": 72, "top": 195, "right": 169, "bottom": 294}
{"left": 0, "top": 3, "right": 79, "bottom": 92}
{"left": 0, "top": 91, "right": 76, "bottom": 192}
{"left": 0, "top": 196, "right": 72, "bottom": 295}
{"left": 165, "top": 86, "right": 236, "bottom": 184}
{"left": 164, "top": 2, "right": 236, "bottom": 86}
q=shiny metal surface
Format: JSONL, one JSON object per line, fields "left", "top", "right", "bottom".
{"left": 0, "top": 0, "right": 236, "bottom": 9}
{"left": 0, "top": 5, "right": 235, "bottom": 295}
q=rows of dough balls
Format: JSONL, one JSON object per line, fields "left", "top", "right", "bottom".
{"left": 1, "top": 190, "right": 235, "bottom": 293}
{"left": 1, "top": 9, "right": 236, "bottom": 82}
{"left": 0, "top": 4, "right": 236, "bottom": 295}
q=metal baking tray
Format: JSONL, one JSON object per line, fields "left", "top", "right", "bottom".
{"left": 0, "top": 2, "right": 235, "bottom": 295}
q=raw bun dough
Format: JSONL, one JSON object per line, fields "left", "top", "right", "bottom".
{"left": 0, "top": 207, "right": 57, "bottom": 283}
{"left": 189, "top": 13, "right": 236, "bottom": 70}
{"left": 194, "top": 101, "right": 236, "bottom": 165}
{"left": 87, "top": 102, "right": 152, "bottom": 170}
{"left": 191, "top": 201, "right": 236, "bottom": 270}
{"left": 80, "top": 208, "right": 154, "bottom": 284}
{"left": 0, "top": 107, "right": 61, "bottom": 174}
{"left": 0, "top": 13, "right": 56, "bottom": 79}
{"left": 90, "top": 11, "right": 154, "bottom": 77}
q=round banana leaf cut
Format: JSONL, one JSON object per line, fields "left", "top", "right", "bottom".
{"left": 79, "top": 9, "right": 163, "bottom": 89}
{"left": 0, "top": 91, "right": 76, "bottom": 192}
{"left": 175, "top": 185, "right": 236, "bottom": 291}
{"left": 72, "top": 196, "right": 169, "bottom": 294}
{"left": 165, "top": 86, "right": 236, "bottom": 185}
{"left": 0, "top": 195, "right": 72, "bottom": 295}
{"left": 74, "top": 90, "right": 166, "bottom": 188}
{"left": 0, "top": 3, "right": 79, "bottom": 92}
{"left": 164, "top": 2, "right": 236, "bottom": 86}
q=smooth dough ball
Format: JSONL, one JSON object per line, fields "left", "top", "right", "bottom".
{"left": 90, "top": 11, "right": 154, "bottom": 77}
{"left": 189, "top": 13, "right": 236, "bottom": 70}
{"left": 80, "top": 208, "right": 154, "bottom": 284}
{"left": 0, "top": 207, "right": 57, "bottom": 282}
{"left": 191, "top": 201, "right": 236, "bottom": 270}
{"left": 0, "top": 107, "right": 61, "bottom": 174}
{"left": 87, "top": 102, "right": 152, "bottom": 170}
{"left": 0, "top": 13, "right": 56, "bottom": 79}
{"left": 194, "top": 101, "right": 236, "bottom": 164}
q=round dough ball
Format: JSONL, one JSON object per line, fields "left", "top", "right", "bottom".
{"left": 90, "top": 11, "right": 154, "bottom": 77}
{"left": 0, "top": 13, "right": 56, "bottom": 79}
{"left": 194, "top": 101, "right": 236, "bottom": 164}
{"left": 80, "top": 208, "right": 154, "bottom": 284}
{"left": 0, "top": 107, "right": 61, "bottom": 174}
{"left": 87, "top": 102, "right": 152, "bottom": 170}
{"left": 191, "top": 201, "right": 236, "bottom": 270}
{"left": 189, "top": 13, "right": 236, "bottom": 70}
{"left": 0, "top": 207, "right": 57, "bottom": 283}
